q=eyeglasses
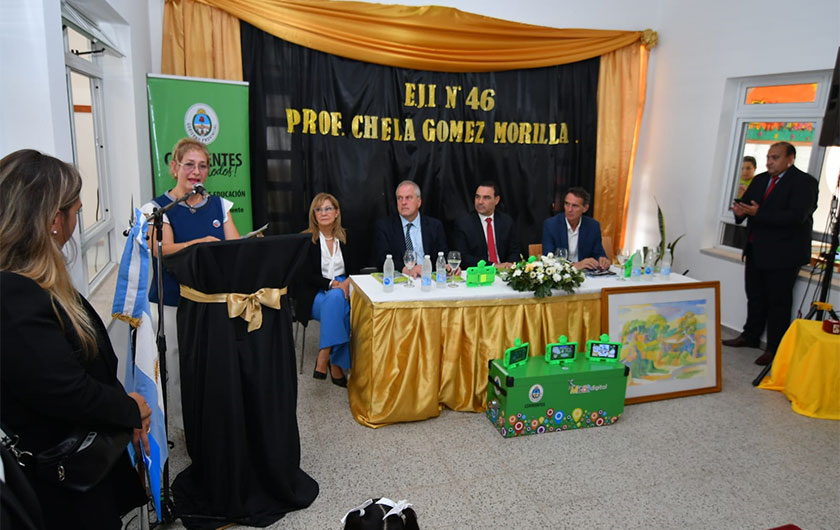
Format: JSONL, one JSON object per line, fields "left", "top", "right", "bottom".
{"left": 315, "top": 206, "right": 335, "bottom": 214}
{"left": 179, "top": 161, "right": 210, "bottom": 172}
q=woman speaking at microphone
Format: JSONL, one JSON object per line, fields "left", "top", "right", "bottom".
{"left": 141, "top": 138, "right": 239, "bottom": 432}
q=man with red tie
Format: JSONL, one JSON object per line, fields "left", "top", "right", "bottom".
{"left": 724, "top": 141, "right": 819, "bottom": 365}
{"left": 452, "top": 181, "right": 520, "bottom": 268}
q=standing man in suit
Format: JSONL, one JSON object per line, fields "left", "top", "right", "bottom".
{"left": 542, "top": 187, "right": 610, "bottom": 270}
{"left": 373, "top": 180, "right": 448, "bottom": 277}
{"left": 723, "top": 142, "right": 818, "bottom": 365}
{"left": 453, "top": 181, "right": 520, "bottom": 268}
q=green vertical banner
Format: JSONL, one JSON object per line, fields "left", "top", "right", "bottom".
{"left": 147, "top": 74, "right": 253, "bottom": 232}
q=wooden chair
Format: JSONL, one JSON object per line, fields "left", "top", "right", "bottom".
{"left": 527, "top": 243, "right": 543, "bottom": 257}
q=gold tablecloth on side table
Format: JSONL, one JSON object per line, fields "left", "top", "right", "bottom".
{"left": 348, "top": 284, "right": 601, "bottom": 428}
{"left": 759, "top": 319, "right": 840, "bottom": 420}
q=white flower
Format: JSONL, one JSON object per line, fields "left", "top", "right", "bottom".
{"left": 513, "top": 269, "right": 522, "bottom": 277}
{"left": 537, "top": 273, "right": 544, "bottom": 282}
{"left": 553, "top": 273, "right": 561, "bottom": 282}
{"left": 530, "top": 272, "right": 537, "bottom": 279}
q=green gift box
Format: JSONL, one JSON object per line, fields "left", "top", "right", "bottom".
{"left": 486, "top": 355, "right": 629, "bottom": 438}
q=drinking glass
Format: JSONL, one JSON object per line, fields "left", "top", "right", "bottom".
{"left": 616, "top": 249, "right": 631, "bottom": 281}
{"left": 447, "top": 250, "right": 461, "bottom": 288}
{"left": 555, "top": 248, "right": 568, "bottom": 261}
{"left": 403, "top": 250, "right": 417, "bottom": 288}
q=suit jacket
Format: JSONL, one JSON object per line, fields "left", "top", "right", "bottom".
{"left": 452, "top": 211, "right": 520, "bottom": 268}
{"left": 292, "top": 237, "right": 354, "bottom": 325}
{"left": 372, "top": 214, "right": 448, "bottom": 271}
{"left": 0, "top": 272, "right": 146, "bottom": 527}
{"left": 735, "top": 165, "right": 818, "bottom": 269}
{"left": 541, "top": 214, "right": 606, "bottom": 261}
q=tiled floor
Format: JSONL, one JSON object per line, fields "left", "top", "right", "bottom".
{"left": 138, "top": 325, "right": 840, "bottom": 530}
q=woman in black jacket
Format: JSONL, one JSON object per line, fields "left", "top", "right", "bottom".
{"left": 295, "top": 192, "right": 355, "bottom": 387}
{"left": 0, "top": 149, "right": 150, "bottom": 529}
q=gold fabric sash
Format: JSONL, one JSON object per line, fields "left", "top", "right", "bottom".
{"left": 179, "top": 285, "right": 286, "bottom": 332}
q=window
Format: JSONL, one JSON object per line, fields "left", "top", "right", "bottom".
{"left": 64, "top": 24, "right": 115, "bottom": 289}
{"left": 718, "top": 71, "right": 834, "bottom": 257}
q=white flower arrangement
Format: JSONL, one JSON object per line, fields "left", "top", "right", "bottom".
{"left": 499, "top": 253, "right": 585, "bottom": 298}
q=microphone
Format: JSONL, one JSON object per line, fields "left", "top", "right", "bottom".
{"left": 147, "top": 184, "right": 208, "bottom": 221}
{"left": 192, "top": 183, "right": 208, "bottom": 198}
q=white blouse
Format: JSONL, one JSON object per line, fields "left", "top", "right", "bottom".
{"left": 319, "top": 232, "right": 346, "bottom": 280}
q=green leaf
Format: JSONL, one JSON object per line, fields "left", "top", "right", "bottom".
{"left": 656, "top": 199, "right": 666, "bottom": 264}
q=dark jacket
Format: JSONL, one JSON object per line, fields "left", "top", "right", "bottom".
{"left": 452, "top": 211, "right": 520, "bottom": 268}
{"left": 735, "top": 165, "right": 818, "bottom": 269}
{"left": 292, "top": 238, "right": 355, "bottom": 325}
{"left": 0, "top": 272, "right": 146, "bottom": 530}
{"left": 372, "top": 214, "right": 448, "bottom": 271}
{"left": 541, "top": 214, "right": 606, "bottom": 261}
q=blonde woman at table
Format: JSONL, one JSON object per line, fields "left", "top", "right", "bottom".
{"left": 294, "top": 192, "right": 355, "bottom": 387}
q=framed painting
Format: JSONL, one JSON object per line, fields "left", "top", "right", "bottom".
{"left": 601, "top": 281, "right": 722, "bottom": 404}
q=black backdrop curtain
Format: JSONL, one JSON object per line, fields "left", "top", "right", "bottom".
{"left": 242, "top": 21, "right": 598, "bottom": 269}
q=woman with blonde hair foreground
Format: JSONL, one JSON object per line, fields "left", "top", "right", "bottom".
{"left": 0, "top": 149, "right": 151, "bottom": 529}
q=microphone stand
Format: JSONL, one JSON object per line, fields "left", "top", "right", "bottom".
{"left": 143, "top": 186, "right": 203, "bottom": 524}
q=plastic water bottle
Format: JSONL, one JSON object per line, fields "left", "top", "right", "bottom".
{"left": 630, "top": 251, "right": 642, "bottom": 281}
{"left": 643, "top": 251, "right": 654, "bottom": 281}
{"left": 421, "top": 255, "right": 432, "bottom": 291}
{"left": 435, "top": 251, "right": 447, "bottom": 288}
{"left": 383, "top": 254, "right": 395, "bottom": 292}
{"left": 661, "top": 249, "right": 672, "bottom": 280}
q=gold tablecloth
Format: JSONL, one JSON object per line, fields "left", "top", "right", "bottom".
{"left": 759, "top": 319, "right": 840, "bottom": 420}
{"left": 348, "top": 283, "right": 601, "bottom": 428}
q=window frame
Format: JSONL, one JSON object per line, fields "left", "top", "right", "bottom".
{"left": 63, "top": 24, "right": 116, "bottom": 290}
{"left": 717, "top": 70, "right": 834, "bottom": 253}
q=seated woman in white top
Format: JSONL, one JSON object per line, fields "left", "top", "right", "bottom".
{"left": 293, "top": 192, "right": 354, "bottom": 387}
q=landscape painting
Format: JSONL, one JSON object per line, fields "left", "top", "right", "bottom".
{"left": 601, "top": 282, "right": 722, "bottom": 404}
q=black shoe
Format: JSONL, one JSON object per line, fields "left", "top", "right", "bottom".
{"left": 330, "top": 370, "right": 347, "bottom": 388}
{"left": 722, "top": 335, "right": 760, "bottom": 348}
{"left": 313, "top": 366, "right": 327, "bottom": 380}
{"left": 754, "top": 350, "right": 775, "bottom": 366}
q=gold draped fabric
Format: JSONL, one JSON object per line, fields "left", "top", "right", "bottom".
{"left": 348, "top": 283, "right": 601, "bottom": 428}
{"left": 162, "top": 0, "right": 242, "bottom": 80}
{"left": 179, "top": 284, "right": 286, "bottom": 332}
{"left": 593, "top": 42, "right": 651, "bottom": 250}
{"left": 161, "top": 0, "right": 658, "bottom": 249}
{"left": 759, "top": 320, "right": 840, "bottom": 420}
{"left": 190, "top": 0, "right": 642, "bottom": 72}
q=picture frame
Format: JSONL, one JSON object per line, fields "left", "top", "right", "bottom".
{"left": 601, "top": 281, "right": 722, "bottom": 404}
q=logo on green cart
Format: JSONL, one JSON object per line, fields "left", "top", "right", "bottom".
{"left": 528, "top": 384, "right": 543, "bottom": 403}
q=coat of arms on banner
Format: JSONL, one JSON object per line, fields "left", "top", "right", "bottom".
{"left": 184, "top": 102, "right": 219, "bottom": 144}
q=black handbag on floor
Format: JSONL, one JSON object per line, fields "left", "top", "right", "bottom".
{"left": 1, "top": 425, "right": 132, "bottom": 493}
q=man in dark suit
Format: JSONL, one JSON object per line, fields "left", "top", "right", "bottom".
{"left": 541, "top": 187, "right": 610, "bottom": 270}
{"left": 373, "top": 180, "right": 448, "bottom": 277}
{"left": 723, "top": 142, "right": 818, "bottom": 365}
{"left": 452, "top": 181, "right": 520, "bottom": 268}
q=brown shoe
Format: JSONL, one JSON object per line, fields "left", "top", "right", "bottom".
{"left": 722, "top": 335, "right": 760, "bottom": 348}
{"left": 754, "top": 350, "right": 775, "bottom": 365}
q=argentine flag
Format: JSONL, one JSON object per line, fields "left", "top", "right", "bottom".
{"left": 112, "top": 208, "right": 168, "bottom": 518}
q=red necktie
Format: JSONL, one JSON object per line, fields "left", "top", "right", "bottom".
{"left": 749, "top": 175, "right": 781, "bottom": 243}
{"left": 763, "top": 175, "right": 780, "bottom": 200}
{"left": 486, "top": 217, "right": 499, "bottom": 263}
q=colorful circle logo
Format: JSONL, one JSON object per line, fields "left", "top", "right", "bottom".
{"left": 528, "top": 384, "right": 543, "bottom": 403}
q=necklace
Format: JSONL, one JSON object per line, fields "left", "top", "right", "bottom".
{"left": 323, "top": 236, "right": 334, "bottom": 241}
